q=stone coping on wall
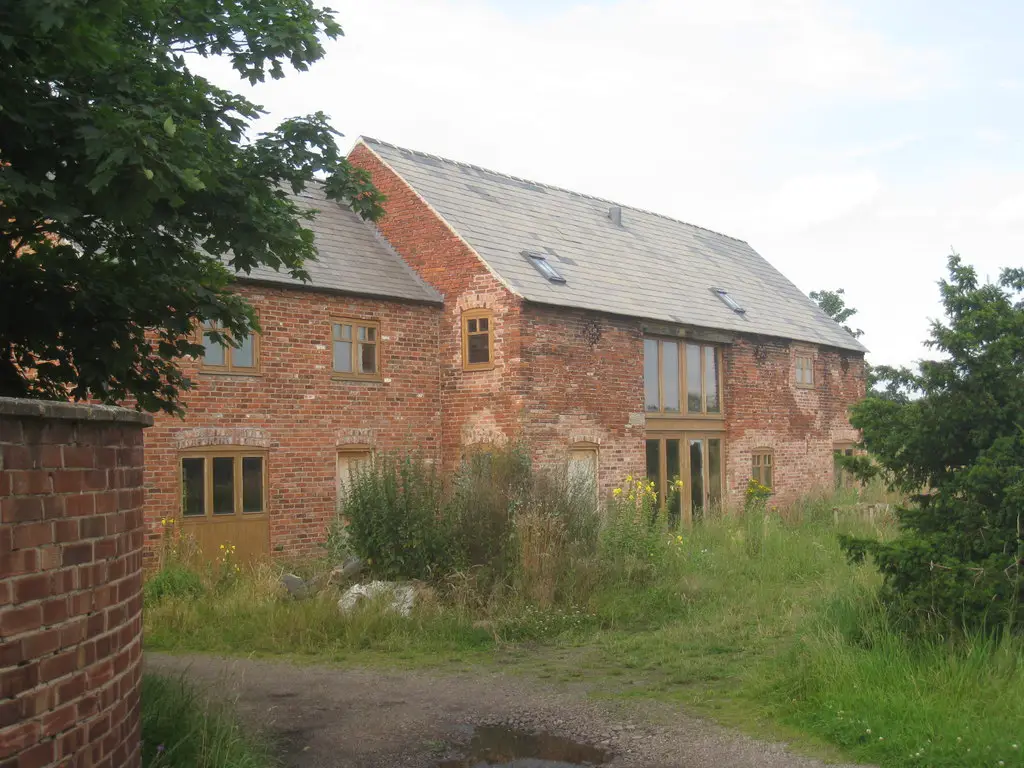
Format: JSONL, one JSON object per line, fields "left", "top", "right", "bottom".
{"left": 0, "top": 397, "right": 154, "bottom": 426}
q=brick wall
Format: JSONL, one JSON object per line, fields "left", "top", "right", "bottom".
{"left": 519, "top": 305, "right": 646, "bottom": 497}
{"left": 0, "top": 398, "right": 150, "bottom": 768}
{"left": 349, "top": 142, "right": 525, "bottom": 469}
{"left": 518, "top": 305, "right": 864, "bottom": 506}
{"left": 723, "top": 337, "right": 865, "bottom": 507}
{"left": 144, "top": 283, "right": 442, "bottom": 560}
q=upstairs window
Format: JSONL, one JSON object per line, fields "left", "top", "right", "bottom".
{"left": 201, "top": 319, "right": 258, "bottom": 373}
{"left": 462, "top": 309, "right": 494, "bottom": 371}
{"left": 333, "top": 318, "right": 380, "bottom": 380}
{"left": 645, "top": 337, "right": 721, "bottom": 415}
{"left": 795, "top": 353, "right": 814, "bottom": 388}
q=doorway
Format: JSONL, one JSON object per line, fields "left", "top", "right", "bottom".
{"left": 645, "top": 433, "right": 724, "bottom": 524}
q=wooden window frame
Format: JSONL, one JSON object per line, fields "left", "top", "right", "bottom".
{"left": 833, "top": 442, "right": 856, "bottom": 489}
{"left": 646, "top": 431, "right": 726, "bottom": 526}
{"left": 199, "top": 319, "right": 260, "bottom": 376}
{"left": 751, "top": 449, "right": 774, "bottom": 490}
{"left": 331, "top": 317, "right": 382, "bottom": 382}
{"left": 462, "top": 309, "right": 495, "bottom": 371}
{"left": 567, "top": 442, "right": 600, "bottom": 507}
{"left": 645, "top": 336, "right": 723, "bottom": 418}
{"left": 337, "top": 446, "right": 373, "bottom": 510}
{"left": 178, "top": 448, "right": 268, "bottom": 520}
{"left": 795, "top": 352, "right": 815, "bottom": 389}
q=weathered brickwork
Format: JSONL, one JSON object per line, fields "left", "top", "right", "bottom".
{"left": 722, "top": 337, "right": 865, "bottom": 507}
{"left": 349, "top": 144, "right": 525, "bottom": 469}
{"left": 0, "top": 399, "right": 149, "bottom": 768}
{"left": 519, "top": 305, "right": 646, "bottom": 497}
{"left": 143, "top": 283, "right": 442, "bottom": 560}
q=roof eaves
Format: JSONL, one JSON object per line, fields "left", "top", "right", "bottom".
{"left": 355, "top": 137, "right": 525, "bottom": 301}
{"left": 234, "top": 274, "right": 443, "bottom": 306}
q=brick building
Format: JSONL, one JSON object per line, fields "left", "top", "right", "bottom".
{"left": 144, "top": 140, "right": 866, "bottom": 561}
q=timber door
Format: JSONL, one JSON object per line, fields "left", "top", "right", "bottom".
{"left": 180, "top": 450, "right": 269, "bottom": 563}
{"left": 645, "top": 433, "right": 724, "bottom": 525}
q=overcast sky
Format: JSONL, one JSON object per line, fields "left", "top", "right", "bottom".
{"left": 195, "top": 0, "right": 1024, "bottom": 368}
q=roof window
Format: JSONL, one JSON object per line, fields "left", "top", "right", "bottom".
{"left": 523, "top": 251, "right": 566, "bottom": 284}
{"left": 713, "top": 288, "right": 745, "bottom": 314}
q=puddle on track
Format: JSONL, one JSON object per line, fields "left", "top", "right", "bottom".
{"left": 437, "top": 725, "right": 609, "bottom": 767}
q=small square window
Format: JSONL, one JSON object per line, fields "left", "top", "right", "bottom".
{"left": 200, "top": 319, "right": 259, "bottom": 373}
{"left": 333, "top": 318, "right": 381, "bottom": 380}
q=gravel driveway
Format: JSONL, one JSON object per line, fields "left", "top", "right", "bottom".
{"left": 146, "top": 654, "right": 868, "bottom": 768}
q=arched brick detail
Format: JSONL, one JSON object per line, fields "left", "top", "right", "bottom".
{"left": 174, "top": 427, "right": 272, "bottom": 450}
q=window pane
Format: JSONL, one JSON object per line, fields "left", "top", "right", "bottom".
{"left": 685, "top": 344, "right": 702, "bottom": 412}
{"left": 662, "top": 341, "right": 679, "bottom": 413}
{"left": 182, "top": 458, "right": 205, "bottom": 517}
{"left": 467, "top": 333, "right": 490, "bottom": 364}
{"left": 643, "top": 338, "right": 660, "bottom": 411}
{"left": 645, "top": 439, "right": 661, "bottom": 504}
{"left": 233, "top": 333, "right": 254, "bottom": 368}
{"left": 704, "top": 346, "right": 720, "bottom": 413}
{"left": 212, "top": 456, "right": 234, "bottom": 515}
{"left": 764, "top": 462, "right": 773, "bottom": 490}
{"left": 358, "top": 342, "right": 376, "bottom": 374}
{"left": 689, "top": 439, "right": 705, "bottom": 519}
{"left": 333, "top": 341, "right": 352, "bottom": 372}
{"left": 333, "top": 324, "right": 351, "bottom": 341}
{"left": 708, "top": 439, "right": 722, "bottom": 507}
{"left": 666, "top": 438, "right": 681, "bottom": 527}
{"left": 478, "top": 317, "right": 489, "bottom": 332}
{"left": 241, "top": 457, "right": 263, "bottom": 513}
{"left": 467, "top": 319, "right": 478, "bottom": 333}
{"left": 203, "top": 333, "right": 225, "bottom": 366}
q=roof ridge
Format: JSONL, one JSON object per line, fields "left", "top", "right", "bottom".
{"left": 359, "top": 136, "right": 749, "bottom": 245}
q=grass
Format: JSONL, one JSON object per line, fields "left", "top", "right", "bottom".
{"left": 142, "top": 673, "right": 274, "bottom": 768}
{"left": 144, "top": 486, "right": 1024, "bottom": 768}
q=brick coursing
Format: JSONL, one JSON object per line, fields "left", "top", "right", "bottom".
{"left": 0, "top": 405, "right": 147, "bottom": 768}
{"left": 143, "top": 284, "right": 443, "bottom": 560}
{"left": 138, "top": 146, "right": 865, "bottom": 563}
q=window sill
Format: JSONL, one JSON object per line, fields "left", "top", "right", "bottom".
{"left": 646, "top": 411, "right": 725, "bottom": 419}
{"left": 332, "top": 374, "right": 384, "bottom": 384}
{"left": 199, "top": 369, "right": 261, "bottom": 378}
{"left": 462, "top": 364, "right": 496, "bottom": 372}
{"left": 795, "top": 383, "right": 816, "bottom": 390}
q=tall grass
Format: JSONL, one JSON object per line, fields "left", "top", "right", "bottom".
{"left": 142, "top": 673, "right": 273, "bottom": 768}
{"left": 144, "top": 453, "right": 1024, "bottom": 768}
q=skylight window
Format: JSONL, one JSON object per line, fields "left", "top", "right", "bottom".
{"left": 713, "top": 288, "right": 745, "bottom": 314}
{"left": 523, "top": 251, "right": 566, "bottom": 284}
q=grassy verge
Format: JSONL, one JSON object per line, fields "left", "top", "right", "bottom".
{"left": 144, "top": 490, "right": 1024, "bottom": 768}
{"left": 142, "top": 673, "right": 274, "bottom": 768}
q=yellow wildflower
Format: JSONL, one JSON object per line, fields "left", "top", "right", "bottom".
{"left": 613, "top": 488, "right": 622, "bottom": 497}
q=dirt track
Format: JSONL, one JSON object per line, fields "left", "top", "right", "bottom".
{"left": 146, "top": 653, "right": 870, "bottom": 768}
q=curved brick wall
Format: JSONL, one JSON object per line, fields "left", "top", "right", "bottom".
{"left": 0, "top": 398, "right": 152, "bottom": 768}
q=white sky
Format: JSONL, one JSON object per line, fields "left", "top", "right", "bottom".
{"left": 192, "top": 0, "right": 1024, "bottom": 368}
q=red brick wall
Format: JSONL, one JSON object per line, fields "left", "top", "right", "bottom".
{"left": 1, "top": 398, "right": 149, "bottom": 768}
{"left": 144, "top": 283, "right": 442, "bottom": 559}
{"left": 519, "top": 305, "right": 645, "bottom": 497}
{"left": 517, "top": 305, "right": 864, "bottom": 506}
{"left": 349, "top": 143, "right": 524, "bottom": 469}
{"left": 723, "top": 337, "right": 865, "bottom": 507}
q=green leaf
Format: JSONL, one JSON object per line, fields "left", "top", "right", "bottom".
{"left": 163, "top": 116, "right": 176, "bottom": 137}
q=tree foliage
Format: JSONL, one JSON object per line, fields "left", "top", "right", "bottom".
{"left": 810, "top": 288, "right": 864, "bottom": 338}
{"left": 0, "top": 0, "right": 384, "bottom": 413}
{"left": 841, "top": 254, "right": 1024, "bottom": 631}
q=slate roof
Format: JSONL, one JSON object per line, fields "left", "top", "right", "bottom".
{"left": 360, "top": 138, "right": 866, "bottom": 353}
{"left": 239, "top": 184, "right": 441, "bottom": 304}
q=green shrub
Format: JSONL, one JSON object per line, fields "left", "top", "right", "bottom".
{"left": 144, "top": 563, "right": 205, "bottom": 604}
{"left": 342, "top": 453, "right": 454, "bottom": 581}
{"left": 843, "top": 255, "right": 1024, "bottom": 632}
{"left": 142, "top": 673, "right": 273, "bottom": 767}
{"left": 599, "top": 475, "right": 672, "bottom": 586}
